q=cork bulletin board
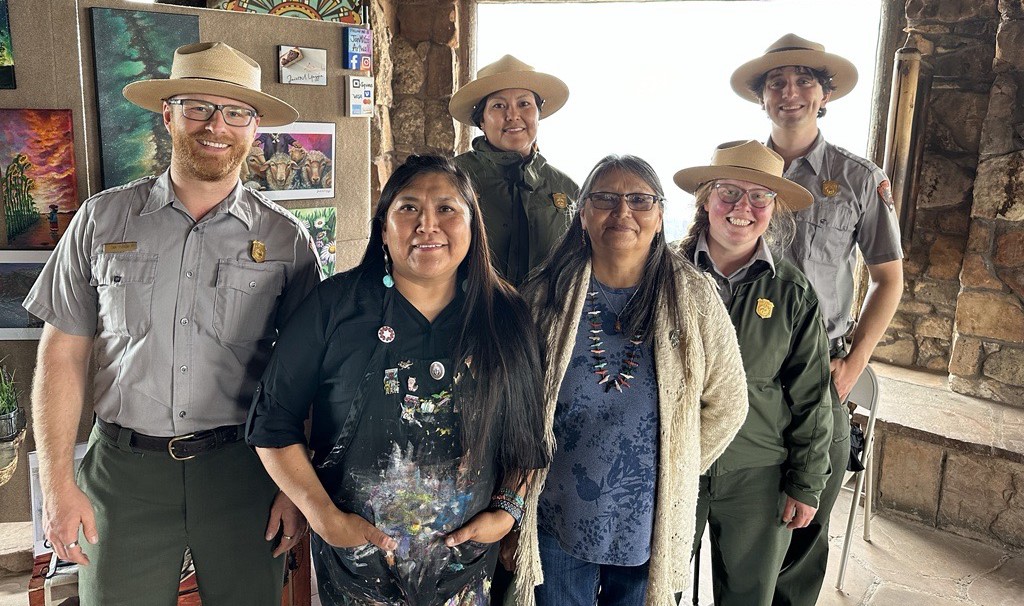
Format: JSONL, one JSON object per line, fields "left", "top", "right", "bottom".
{"left": 0, "top": 0, "right": 371, "bottom": 269}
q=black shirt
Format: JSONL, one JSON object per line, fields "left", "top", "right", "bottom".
{"left": 248, "top": 268, "right": 498, "bottom": 604}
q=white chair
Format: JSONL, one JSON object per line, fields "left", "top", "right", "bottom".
{"left": 835, "top": 364, "right": 881, "bottom": 591}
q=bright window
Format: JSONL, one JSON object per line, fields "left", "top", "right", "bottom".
{"left": 477, "top": 0, "right": 883, "bottom": 239}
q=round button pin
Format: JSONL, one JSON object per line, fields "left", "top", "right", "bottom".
{"left": 378, "top": 326, "right": 396, "bottom": 343}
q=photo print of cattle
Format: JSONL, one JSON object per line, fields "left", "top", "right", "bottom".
{"left": 246, "top": 122, "right": 335, "bottom": 201}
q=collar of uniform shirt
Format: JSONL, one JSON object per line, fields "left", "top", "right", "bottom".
{"left": 693, "top": 231, "right": 776, "bottom": 282}
{"left": 767, "top": 131, "right": 828, "bottom": 176}
{"left": 141, "top": 170, "right": 254, "bottom": 229}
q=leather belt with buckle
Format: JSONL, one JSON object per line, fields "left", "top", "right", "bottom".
{"left": 97, "top": 418, "right": 244, "bottom": 460}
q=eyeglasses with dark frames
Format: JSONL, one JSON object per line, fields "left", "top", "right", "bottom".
{"left": 711, "top": 182, "right": 777, "bottom": 209}
{"left": 166, "top": 98, "right": 258, "bottom": 127}
{"left": 586, "top": 191, "right": 663, "bottom": 211}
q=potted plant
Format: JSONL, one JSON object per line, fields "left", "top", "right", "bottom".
{"left": 0, "top": 359, "right": 27, "bottom": 487}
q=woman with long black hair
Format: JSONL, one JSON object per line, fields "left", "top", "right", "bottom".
{"left": 247, "top": 155, "right": 549, "bottom": 605}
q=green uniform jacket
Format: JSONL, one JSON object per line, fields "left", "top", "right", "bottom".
{"left": 454, "top": 137, "right": 578, "bottom": 285}
{"left": 707, "top": 254, "right": 834, "bottom": 508}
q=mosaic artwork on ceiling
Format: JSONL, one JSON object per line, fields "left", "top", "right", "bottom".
{"left": 215, "top": 0, "right": 365, "bottom": 24}
{"left": 90, "top": 8, "right": 200, "bottom": 188}
{"left": 0, "top": 109, "right": 78, "bottom": 250}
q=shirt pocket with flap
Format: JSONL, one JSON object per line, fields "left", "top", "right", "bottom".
{"left": 90, "top": 252, "right": 159, "bottom": 337}
{"left": 213, "top": 260, "right": 285, "bottom": 343}
{"left": 799, "top": 198, "right": 858, "bottom": 267}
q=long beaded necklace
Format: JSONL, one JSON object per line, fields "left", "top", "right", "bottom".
{"left": 587, "top": 280, "right": 643, "bottom": 393}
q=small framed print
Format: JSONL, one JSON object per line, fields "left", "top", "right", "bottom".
{"left": 0, "top": 249, "right": 50, "bottom": 339}
{"left": 278, "top": 46, "right": 327, "bottom": 86}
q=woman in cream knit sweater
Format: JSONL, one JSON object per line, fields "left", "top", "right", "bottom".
{"left": 509, "top": 155, "right": 749, "bottom": 605}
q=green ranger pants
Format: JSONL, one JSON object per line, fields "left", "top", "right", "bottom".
{"left": 693, "top": 465, "right": 793, "bottom": 606}
{"left": 75, "top": 424, "right": 285, "bottom": 606}
{"left": 772, "top": 401, "right": 851, "bottom": 606}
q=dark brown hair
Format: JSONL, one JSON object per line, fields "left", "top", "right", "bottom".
{"left": 751, "top": 65, "right": 837, "bottom": 118}
{"left": 470, "top": 90, "right": 545, "bottom": 128}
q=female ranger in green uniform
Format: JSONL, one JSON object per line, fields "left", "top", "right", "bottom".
{"left": 247, "top": 156, "right": 549, "bottom": 604}
{"left": 674, "top": 141, "right": 834, "bottom": 605}
{"left": 449, "top": 55, "right": 579, "bottom": 286}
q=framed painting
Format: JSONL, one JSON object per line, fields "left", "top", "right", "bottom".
{"left": 289, "top": 206, "right": 336, "bottom": 277}
{"left": 248, "top": 122, "right": 335, "bottom": 201}
{"left": 0, "top": 109, "right": 79, "bottom": 249}
{"left": 90, "top": 8, "right": 200, "bottom": 188}
{"left": 0, "top": 0, "right": 13, "bottom": 89}
{"left": 0, "top": 250, "right": 50, "bottom": 339}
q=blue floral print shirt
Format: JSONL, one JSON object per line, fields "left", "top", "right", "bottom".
{"left": 537, "top": 279, "right": 659, "bottom": 566}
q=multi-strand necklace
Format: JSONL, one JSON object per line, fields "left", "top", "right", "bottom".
{"left": 587, "top": 279, "right": 643, "bottom": 393}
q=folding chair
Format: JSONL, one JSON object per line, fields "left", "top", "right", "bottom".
{"left": 835, "top": 364, "right": 881, "bottom": 591}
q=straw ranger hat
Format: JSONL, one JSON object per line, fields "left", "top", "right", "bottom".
{"left": 123, "top": 42, "right": 298, "bottom": 127}
{"left": 673, "top": 140, "right": 813, "bottom": 211}
{"left": 449, "top": 55, "right": 569, "bottom": 126}
{"left": 730, "top": 33, "right": 858, "bottom": 103}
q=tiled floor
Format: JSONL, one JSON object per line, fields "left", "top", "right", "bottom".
{"left": 311, "top": 486, "right": 1024, "bottom": 606}
{"left": 3, "top": 487, "right": 1022, "bottom": 605}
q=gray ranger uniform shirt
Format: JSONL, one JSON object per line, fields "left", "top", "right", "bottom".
{"left": 24, "top": 171, "right": 321, "bottom": 437}
{"left": 770, "top": 133, "right": 902, "bottom": 342}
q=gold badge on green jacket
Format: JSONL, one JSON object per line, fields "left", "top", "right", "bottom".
{"left": 250, "top": 240, "right": 267, "bottom": 263}
{"left": 755, "top": 298, "right": 774, "bottom": 319}
{"left": 552, "top": 193, "right": 569, "bottom": 209}
{"left": 822, "top": 179, "right": 840, "bottom": 197}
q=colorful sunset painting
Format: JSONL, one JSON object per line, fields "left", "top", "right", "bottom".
{"left": 90, "top": 8, "right": 199, "bottom": 188}
{"left": 0, "top": 110, "right": 78, "bottom": 249}
{"left": 0, "top": 0, "right": 14, "bottom": 89}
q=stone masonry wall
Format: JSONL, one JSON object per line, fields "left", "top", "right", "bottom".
{"left": 874, "top": 1, "right": 997, "bottom": 373}
{"left": 951, "top": 0, "right": 1024, "bottom": 404}
{"left": 875, "top": 0, "right": 1024, "bottom": 406}
{"left": 370, "top": 0, "right": 462, "bottom": 199}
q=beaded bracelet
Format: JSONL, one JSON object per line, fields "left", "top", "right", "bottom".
{"left": 493, "top": 487, "right": 525, "bottom": 509}
{"left": 489, "top": 497, "right": 524, "bottom": 531}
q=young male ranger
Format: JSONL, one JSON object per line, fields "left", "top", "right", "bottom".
{"left": 731, "top": 34, "right": 904, "bottom": 605}
{"left": 24, "top": 42, "right": 321, "bottom": 605}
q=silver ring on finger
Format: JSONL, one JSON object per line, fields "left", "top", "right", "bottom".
{"left": 283, "top": 535, "right": 294, "bottom": 540}
{"left": 65, "top": 541, "right": 80, "bottom": 549}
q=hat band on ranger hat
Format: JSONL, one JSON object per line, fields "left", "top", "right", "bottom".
{"left": 122, "top": 42, "right": 298, "bottom": 127}
{"left": 729, "top": 34, "right": 858, "bottom": 104}
{"left": 449, "top": 54, "right": 569, "bottom": 126}
{"left": 673, "top": 140, "right": 813, "bottom": 211}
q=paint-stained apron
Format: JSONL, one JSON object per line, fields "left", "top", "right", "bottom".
{"left": 311, "top": 291, "right": 496, "bottom": 605}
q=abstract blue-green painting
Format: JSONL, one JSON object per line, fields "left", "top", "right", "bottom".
{"left": 0, "top": 0, "right": 15, "bottom": 89}
{"left": 90, "top": 8, "right": 199, "bottom": 188}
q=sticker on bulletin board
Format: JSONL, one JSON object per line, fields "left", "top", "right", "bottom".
{"left": 346, "top": 75, "right": 374, "bottom": 118}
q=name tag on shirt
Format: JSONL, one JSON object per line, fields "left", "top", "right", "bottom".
{"left": 103, "top": 241, "right": 138, "bottom": 254}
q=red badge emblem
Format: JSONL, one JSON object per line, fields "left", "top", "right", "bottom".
{"left": 877, "top": 180, "right": 895, "bottom": 210}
